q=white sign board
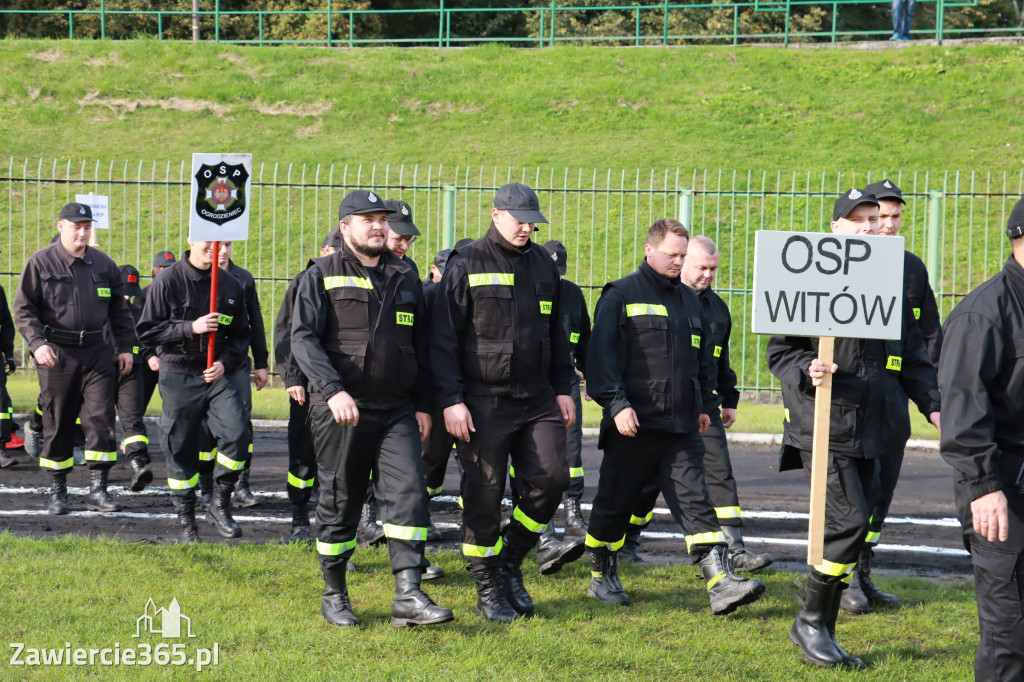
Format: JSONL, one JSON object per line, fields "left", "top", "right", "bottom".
{"left": 188, "top": 153, "right": 252, "bottom": 242}
{"left": 751, "top": 231, "right": 905, "bottom": 340}
{"left": 74, "top": 194, "right": 110, "bottom": 230}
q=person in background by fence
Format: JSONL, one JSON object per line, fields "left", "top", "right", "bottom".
{"left": 0, "top": 275, "right": 18, "bottom": 468}
{"left": 890, "top": 0, "right": 914, "bottom": 41}
{"left": 140, "top": 250, "right": 177, "bottom": 411}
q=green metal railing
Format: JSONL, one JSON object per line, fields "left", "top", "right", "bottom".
{"left": 3, "top": 0, "right": 1013, "bottom": 48}
{"left": 2, "top": 159, "right": 1020, "bottom": 396}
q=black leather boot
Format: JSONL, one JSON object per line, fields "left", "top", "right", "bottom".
{"left": 827, "top": 582, "right": 865, "bottom": 667}
{"left": 426, "top": 512, "right": 443, "bottom": 542}
{"left": 536, "top": 523, "right": 585, "bottom": 575}
{"left": 321, "top": 561, "right": 359, "bottom": 627}
{"left": 789, "top": 572, "right": 852, "bottom": 668}
{"left": 48, "top": 472, "right": 69, "bottom": 515}
{"left": 564, "top": 494, "right": 588, "bottom": 535}
{"left": 586, "top": 550, "right": 630, "bottom": 605}
{"left": 619, "top": 525, "right": 646, "bottom": 565}
{"left": 840, "top": 565, "right": 871, "bottom": 614}
{"left": 858, "top": 547, "right": 900, "bottom": 607}
{"left": 232, "top": 467, "right": 259, "bottom": 508}
{"left": 199, "top": 471, "right": 214, "bottom": 511}
{"left": 85, "top": 468, "right": 122, "bottom": 512}
{"left": 721, "top": 525, "right": 773, "bottom": 572}
{"left": 391, "top": 568, "right": 454, "bottom": 628}
{"left": 500, "top": 525, "right": 537, "bottom": 615}
{"left": 128, "top": 457, "right": 153, "bottom": 492}
{"left": 289, "top": 502, "right": 311, "bottom": 543}
{"left": 207, "top": 484, "right": 242, "bottom": 538}
{"left": 473, "top": 568, "right": 520, "bottom": 623}
{"left": 422, "top": 560, "right": 445, "bottom": 581}
{"left": 698, "top": 544, "right": 766, "bottom": 615}
{"left": 357, "top": 501, "right": 386, "bottom": 546}
{"left": 171, "top": 495, "right": 200, "bottom": 543}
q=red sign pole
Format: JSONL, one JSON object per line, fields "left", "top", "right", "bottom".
{"left": 207, "top": 241, "right": 220, "bottom": 369}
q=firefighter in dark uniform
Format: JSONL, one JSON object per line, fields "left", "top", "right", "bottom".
{"left": 291, "top": 190, "right": 451, "bottom": 628}
{"left": 0, "top": 279, "right": 17, "bottom": 468}
{"left": 13, "top": 202, "right": 138, "bottom": 514}
{"left": 584, "top": 218, "right": 765, "bottom": 614}
{"left": 432, "top": 183, "right": 581, "bottom": 623}
{"left": 136, "top": 241, "right": 251, "bottom": 542}
{"left": 939, "top": 196, "right": 1024, "bottom": 681}
{"left": 838, "top": 179, "right": 945, "bottom": 612}
{"left": 767, "top": 188, "right": 940, "bottom": 669}
{"left": 139, "top": 250, "right": 176, "bottom": 411}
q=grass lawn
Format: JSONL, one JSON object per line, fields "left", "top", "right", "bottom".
{"left": 0, "top": 534, "right": 977, "bottom": 680}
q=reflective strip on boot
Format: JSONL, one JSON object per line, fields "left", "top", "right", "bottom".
{"left": 198, "top": 448, "right": 216, "bottom": 462}
{"left": 569, "top": 466, "right": 584, "bottom": 478}
{"left": 84, "top": 450, "right": 117, "bottom": 462}
{"left": 629, "top": 511, "right": 653, "bottom": 526}
{"left": 512, "top": 506, "right": 547, "bottom": 533}
{"left": 167, "top": 473, "right": 199, "bottom": 490}
{"left": 706, "top": 572, "right": 725, "bottom": 590}
{"left": 287, "top": 472, "right": 316, "bottom": 489}
{"left": 216, "top": 452, "right": 245, "bottom": 471}
{"left": 122, "top": 435, "right": 149, "bottom": 448}
{"left": 316, "top": 538, "right": 357, "bottom": 556}
{"left": 815, "top": 558, "right": 856, "bottom": 580}
{"left": 585, "top": 533, "right": 626, "bottom": 552}
{"left": 39, "top": 457, "right": 73, "bottom": 470}
{"left": 383, "top": 524, "right": 428, "bottom": 541}
{"left": 715, "top": 506, "right": 742, "bottom": 520}
{"left": 684, "top": 531, "right": 726, "bottom": 553}
{"left": 463, "top": 536, "right": 503, "bottom": 558}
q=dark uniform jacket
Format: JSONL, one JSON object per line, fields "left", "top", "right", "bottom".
{"left": 0, "top": 285, "right": 14, "bottom": 362}
{"left": 560, "top": 278, "right": 591, "bottom": 374}
{"left": 136, "top": 254, "right": 250, "bottom": 376}
{"left": 291, "top": 242, "right": 432, "bottom": 413}
{"left": 904, "top": 250, "right": 943, "bottom": 364}
{"left": 274, "top": 271, "right": 307, "bottom": 391}
{"left": 940, "top": 256, "right": 1024, "bottom": 506}
{"left": 227, "top": 260, "right": 269, "bottom": 373}
{"left": 431, "top": 225, "right": 575, "bottom": 408}
{"left": 587, "top": 259, "right": 714, "bottom": 438}
{"left": 14, "top": 242, "right": 136, "bottom": 354}
{"left": 698, "top": 286, "right": 740, "bottom": 412}
{"left": 767, "top": 305, "right": 940, "bottom": 469}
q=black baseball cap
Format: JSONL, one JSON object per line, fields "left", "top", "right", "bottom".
{"left": 119, "top": 264, "right": 142, "bottom": 296}
{"left": 384, "top": 199, "right": 420, "bottom": 237}
{"left": 338, "top": 190, "right": 394, "bottom": 219}
{"left": 832, "top": 188, "right": 879, "bottom": 221}
{"left": 433, "top": 249, "right": 452, "bottom": 272}
{"left": 58, "top": 202, "right": 95, "bottom": 223}
{"left": 321, "top": 228, "right": 344, "bottom": 249}
{"left": 865, "top": 180, "right": 906, "bottom": 205}
{"left": 153, "top": 251, "right": 176, "bottom": 267}
{"left": 454, "top": 238, "right": 474, "bottom": 251}
{"left": 542, "top": 240, "right": 568, "bottom": 276}
{"left": 494, "top": 183, "right": 548, "bottom": 224}
{"left": 1006, "top": 197, "right": 1024, "bottom": 239}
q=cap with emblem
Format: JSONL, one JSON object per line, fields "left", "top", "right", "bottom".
{"left": 338, "top": 190, "right": 395, "bottom": 220}
{"left": 153, "top": 251, "right": 176, "bottom": 268}
{"left": 433, "top": 248, "right": 452, "bottom": 273}
{"left": 832, "top": 188, "right": 879, "bottom": 221}
{"left": 1006, "top": 197, "right": 1024, "bottom": 239}
{"left": 542, "top": 240, "right": 568, "bottom": 276}
{"left": 494, "top": 182, "right": 548, "bottom": 224}
{"left": 58, "top": 202, "right": 95, "bottom": 224}
{"left": 321, "top": 227, "right": 344, "bottom": 249}
{"left": 865, "top": 179, "right": 905, "bottom": 205}
{"left": 119, "top": 264, "right": 142, "bottom": 297}
{"left": 384, "top": 199, "right": 420, "bottom": 237}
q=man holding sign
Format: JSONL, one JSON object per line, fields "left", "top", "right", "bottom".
{"left": 766, "top": 188, "right": 940, "bottom": 669}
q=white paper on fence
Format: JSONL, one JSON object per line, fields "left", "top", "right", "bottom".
{"left": 74, "top": 194, "right": 110, "bottom": 231}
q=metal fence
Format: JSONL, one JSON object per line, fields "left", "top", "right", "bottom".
{"left": 3, "top": 0, "right": 1018, "bottom": 47}
{"left": 2, "top": 158, "right": 1020, "bottom": 397}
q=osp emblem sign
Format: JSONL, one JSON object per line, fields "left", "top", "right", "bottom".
{"left": 188, "top": 153, "right": 252, "bottom": 241}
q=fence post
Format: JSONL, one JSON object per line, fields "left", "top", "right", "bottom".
{"left": 327, "top": 0, "right": 333, "bottom": 47}
{"left": 101, "top": 0, "right": 106, "bottom": 39}
{"left": 927, "top": 190, "right": 943, "bottom": 290}
{"left": 443, "top": 183, "right": 456, "bottom": 249}
{"left": 678, "top": 187, "right": 693, "bottom": 228}
{"left": 936, "top": 0, "right": 945, "bottom": 44}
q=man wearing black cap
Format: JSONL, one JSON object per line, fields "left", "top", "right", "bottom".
{"left": 13, "top": 202, "right": 139, "bottom": 514}
{"left": 139, "top": 250, "right": 177, "bottom": 410}
{"left": 136, "top": 240, "right": 251, "bottom": 542}
{"left": 940, "top": 195, "right": 1024, "bottom": 681}
{"left": 384, "top": 199, "right": 421, "bottom": 282}
{"left": 768, "top": 189, "right": 940, "bottom": 669}
{"left": 432, "top": 182, "right": 581, "bottom": 622}
{"left": 292, "top": 190, "right": 451, "bottom": 628}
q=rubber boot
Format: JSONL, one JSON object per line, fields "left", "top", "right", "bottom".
{"left": 128, "top": 456, "right": 153, "bottom": 492}
{"left": 171, "top": 495, "right": 200, "bottom": 543}
{"left": 619, "top": 525, "right": 646, "bottom": 565}
{"left": 473, "top": 568, "right": 520, "bottom": 623}
{"left": 199, "top": 472, "right": 214, "bottom": 511}
{"left": 500, "top": 525, "right": 537, "bottom": 615}
{"left": 536, "top": 523, "right": 585, "bottom": 575}
{"left": 85, "top": 468, "right": 122, "bottom": 512}
{"left": 357, "top": 501, "right": 386, "bottom": 547}
{"left": 839, "top": 566, "right": 871, "bottom": 614}
{"left": 827, "top": 582, "right": 866, "bottom": 667}
{"left": 289, "top": 501, "right": 311, "bottom": 543}
{"left": 207, "top": 484, "right": 242, "bottom": 538}
{"left": 23, "top": 426, "right": 42, "bottom": 459}
{"left": 48, "top": 472, "right": 69, "bottom": 515}
{"left": 391, "top": 568, "right": 454, "bottom": 628}
{"left": 721, "top": 525, "right": 773, "bottom": 572}
{"left": 699, "top": 544, "right": 766, "bottom": 615}
{"left": 789, "top": 572, "right": 853, "bottom": 668}
{"left": 232, "top": 466, "right": 259, "bottom": 508}
{"left": 564, "top": 493, "right": 588, "bottom": 536}
{"left": 321, "top": 560, "right": 359, "bottom": 627}
{"left": 586, "top": 550, "right": 629, "bottom": 605}
{"left": 858, "top": 547, "right": 900, "bottom": 607}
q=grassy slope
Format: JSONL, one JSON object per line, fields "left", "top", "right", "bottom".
{"left": 1, "top": 40, "right": 1024, "bottom": 171}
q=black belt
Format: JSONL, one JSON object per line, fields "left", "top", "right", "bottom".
{"left": 173, "top": 336, "right": 209, "bottom": 354}
{"left": 43, "top": 325, "right": 104, "bottom": 348}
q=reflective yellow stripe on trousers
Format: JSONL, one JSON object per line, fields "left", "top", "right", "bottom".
{"left": 167, "top": 473, "right": 199, "bottom": 490}
{"left": 287, "top": 472, "right": 315, "bottom": 489}
{"left": 383, "top": 524, "right": 428, "bottom": 541}
{"left": 684, "top": 531, "right": 726, "bottom": 553}
{"left": 316, "top": 539, "right": 357, "bottom": 556}
{"left": 585, "top": 533, "right": 626, "bottom": 552}
{"left": 463, "top": 536, "right": 503, "bottom": 558}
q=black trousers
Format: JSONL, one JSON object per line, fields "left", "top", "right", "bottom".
{"left": 799, "top": 449, "right": 874, "bottom": 580}
{"left": 565, "top": 375, "right": 585, "bottom": 498}
{"left": 158, "top": 370, "right": 249, "bottom": 498}
{"left": 0, "top": 370, "right": 9, "bottom": 444}
{"left": 311, "top": 404, "right": 428, "bottom": 574}
{"left": 115, "top": 360, "right": 149, "bottom": 462}
{"left": 588, "top": 429, "right": 723, "bottom": 555}
{"left": 197, "top": 365, "right": 254, "bottom": 476}
{"left": 422, "top": 402, "right": 457, "bottom": 497}
{"left": 456, "top": 393, "right": 569, "bottom": 569}
{"left": 37, "top": 344, "right": 117, "bottom": 474}
{"left": 141, "top": 362, "right": 159, "bottom": 412}
{"left": 867, "top": 444, "right": 905, "bottom": 544}
{"left": 702, "top": 409, "right": 743, "bottom": 527}
{"left": 286, "top": 395, "right": 317, "bottom": 504}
